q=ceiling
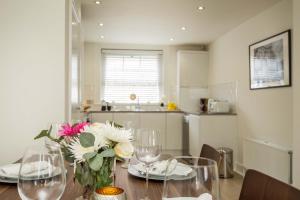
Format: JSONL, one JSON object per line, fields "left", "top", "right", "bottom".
{"left": 82, "top": 0, "right": 281, "bottom": 45}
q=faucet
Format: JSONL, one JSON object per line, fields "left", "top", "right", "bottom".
{"left": 136, "top": 96, "right": 141, "bottom": 110}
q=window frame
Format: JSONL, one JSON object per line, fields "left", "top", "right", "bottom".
{"left": 100, "top": 49, "right": 164, "bottom": 105}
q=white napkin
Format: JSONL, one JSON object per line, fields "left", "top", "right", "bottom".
{"left": 162, "top": 193, "right": 213, "bottom": 200}
{"left": 0, "top": 161, "right": 50, "bottom": 179}
{"left": 133, "top": 160, "right": 192, "bottom": 176}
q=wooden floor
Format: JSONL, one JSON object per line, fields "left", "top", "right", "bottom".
{"left": 220, "top": 173, "right": 243, "bottom": 200}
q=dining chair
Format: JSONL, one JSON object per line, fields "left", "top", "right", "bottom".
{"left": 239, "top": 169, "right": 300, "bottom": 200}
{"left": 200, "top": 144, "right": 221, "bottom": 165}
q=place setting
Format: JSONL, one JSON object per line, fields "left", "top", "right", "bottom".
{"left": 126, "top": 128, "right": 220, "bottom": 200}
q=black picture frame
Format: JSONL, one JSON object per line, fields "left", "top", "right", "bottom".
{"left": 249, "top": 30, "right": 291, "bottom": 90}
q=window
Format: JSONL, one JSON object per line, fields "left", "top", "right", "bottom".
{"left": 101, "top": 49, "right": 163, "bottom": 104}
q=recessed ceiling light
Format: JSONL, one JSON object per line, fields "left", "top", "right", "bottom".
{"left": 100, "top": 35, "right": 104, "bottom": 39}
{"left": 170, "top": 38, "right": 174, "bottom": 41}
{"left": 198, "top": 6, "right": 205, "bottom": 10}
{"left": 181, "top": 26, "right": 186, "bottom": 31}
{"left": 95, "top": 1, "right": 101, "bottom": 5}
{"left": 99, "top": 23, "right": 104, "bottom": 27}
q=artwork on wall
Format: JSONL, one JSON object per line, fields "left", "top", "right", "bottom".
{"left": 249, "top": 30, "right": 291, "bottom": 90}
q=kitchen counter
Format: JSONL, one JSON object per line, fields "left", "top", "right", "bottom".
{"left": 184, "top": 112, "right": 237, "bottom": 116}
{"left": 87, "top": 109, "right": 183, "bottom": 114}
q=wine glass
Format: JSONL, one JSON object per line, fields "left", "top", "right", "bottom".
{"left": 18, "top": 144, "right": 66, "bottom": 200}
{"left": 134, "top": 129, "right": 162, "bottom": 200}
{"left": 162, "top": 156, "right": 220, "bottom": 200}
{"left": 121, "top": 121, "right": 135, "bottom": 169}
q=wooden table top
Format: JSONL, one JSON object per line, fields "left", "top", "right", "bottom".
{"left": 0, "top": 161, "right": 167, "bottom": 200}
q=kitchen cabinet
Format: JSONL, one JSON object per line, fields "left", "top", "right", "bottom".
{"left": 113, "top": 113, "right": 140, "bottom": 129}
{"left": 89, "top": 112, "right": 184, "bottom": 151}
{"left": 177, "top": 50, "right": 208, "bottom": 87}
{"left": 90, "top": 113, "right": 113, "bottom": 123}
{"left": 189, "top": 114, "right": 238, "bottom": 164}
{"left": 166, "top": 113, "right": 183, "bottom": 150}
{"left": 140, "top": 113, "right": 166, "bottom": 148}
{"left": 177, "top": 50, "right": 209, "bottom": 113}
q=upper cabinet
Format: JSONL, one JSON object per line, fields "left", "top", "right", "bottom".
{"left": 177, "top": 50, "right": 209, "bottom": 87}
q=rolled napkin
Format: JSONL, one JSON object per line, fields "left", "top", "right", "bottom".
{"left": 162, "top": 193, "right": 213, "bottom": 200}
{"left": 132, "top": 159, "right": 192, "bottom": 176}
{"left": 0, "top": 161, "right": 50, "bottom": 179}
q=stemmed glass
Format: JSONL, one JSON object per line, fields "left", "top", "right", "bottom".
{"left": 18, "top": 144, "right": 66, "bottom": 200}
{"left": 162, "top": 156, "right": 220, "bottom": 200}
{"left": 134, "top": 129, "right": 162, "bottom": 200}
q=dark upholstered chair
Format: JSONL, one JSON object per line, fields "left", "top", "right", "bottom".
{"left": 239, "top": 169, "right": 300, "bottom": 200}
{"left": 200, "top": 144, "right": 221, "bottom": 165}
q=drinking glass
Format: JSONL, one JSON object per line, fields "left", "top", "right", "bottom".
{"left": 162, "top": 156, "right": 220, "bottom": 200}
{"left": 18, "top": 144, "right": 66, "bottom": 200}
{"left": 134, "top": 129, "right": 162, "bottom": 200}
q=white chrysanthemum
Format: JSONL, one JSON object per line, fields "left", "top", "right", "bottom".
{"left": 82, "top": 123, "right": 109, "bottom": 148}
{"left": 68, "top": 123, "right": 109, "bottom": 162}
{"left": 101, "top": 122, "right": 133, "bottom": 143}
{"left": 68, "top": 138, "right": 95, "bottom": 162}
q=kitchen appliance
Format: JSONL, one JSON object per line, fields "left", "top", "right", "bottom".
{"left": 207, "top": 99, "right": 230, "bottom": 113}
{"left": 200, "top": 98, "right": 208, "bottom": 113}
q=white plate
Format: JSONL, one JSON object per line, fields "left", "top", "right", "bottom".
{"left": 0, "top": 176, "right": 18, "bottom": 184}
{"left": 128, "top": 165, "right": 196, "bottom": 181}
{"left": 0, "top": 163, "right": 67, "bottom": 184}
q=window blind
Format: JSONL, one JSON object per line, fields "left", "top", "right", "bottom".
{"left": 102, "top": 50, "right": 163, "bottom": 104}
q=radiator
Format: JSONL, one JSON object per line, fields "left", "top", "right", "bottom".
{"left": 243, "top": 138, "right": 293, "bottom": 184}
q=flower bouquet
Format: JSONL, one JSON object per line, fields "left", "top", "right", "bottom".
{"left": 34, "top": 121, "right": 134, "bottom": 199}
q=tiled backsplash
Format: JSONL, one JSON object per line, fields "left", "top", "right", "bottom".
{"left": 178, "top": 86, "right": 209, "bottom": 113}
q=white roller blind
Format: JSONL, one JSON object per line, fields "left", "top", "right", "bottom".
{"left": 102, "top": 50, "right": 163, "bottom": 104}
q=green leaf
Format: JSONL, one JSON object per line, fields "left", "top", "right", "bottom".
{"left": 99, "top": 149, "right": 115, "bottom": 157}
{"left": 88, "top": 154, "right": 103, "bottom": 171}
{"left": 75, "top": 163, "right": 83, "bottom": 184}
{"left": 83, "top": 152, "right": 97, "bottom": 160}
{"left": 79, "top": 132, "right": 95, "bottom": 148}
{"left": 34, "top": 130, "right": 49, "bottom": 140}
{"left": 109, "top": 121, "right": 123, "bottom": 128}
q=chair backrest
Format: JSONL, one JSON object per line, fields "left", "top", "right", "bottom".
{"left": 239, "top": 169, "right": 300, "bottom": 200}
{"left": 200, "top": 144, "right": 221, "bottom": 165}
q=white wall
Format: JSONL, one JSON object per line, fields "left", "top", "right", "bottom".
{"left": 293, "top": 0, "right": 300, "bottom": 189}
{"left": 82, "top": 42, "right": 206, "bottom": 104}
{"left": 0, "top": 0, "right": 67, "bottom": 165}
{"left": 208, "top": 0, "right": 293, "bottom": 175}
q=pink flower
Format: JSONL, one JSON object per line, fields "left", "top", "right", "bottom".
{"left": 58, "top": 122, "right": 89, "bottom": 137}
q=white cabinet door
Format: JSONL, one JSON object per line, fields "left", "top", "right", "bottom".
{"left": 91, "top": 113, "right": 113, "bottom": 123}
{"left": 188, "top": 114, "right": 238, "bottom": 164}
{"left": 140, "top": 113, "right": 166, "bottom": 149}
{"left": 166, "top": 113, "right": 183, "bottom": 150}
{"left": 113, "top": 113, "right": 140, "bottom": 129}
{"left": 198, "top": 115, "right": 238, "bottom": 164}
{"left": 178, "top": 51, "right": 208, "bottom": 87}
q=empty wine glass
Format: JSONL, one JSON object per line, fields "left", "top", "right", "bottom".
{"left": 121, "top": 121, "right": 135, "bottom": 169}
{"left": 134, "top": 129, "right": 162, "bottom": 200}
{"left": 162, "top": 156, "right": 220, "bottom": 200}
{"left": 18, "top": 144, "right": 66, "bottom": 200}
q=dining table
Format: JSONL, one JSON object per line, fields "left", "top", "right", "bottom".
{"left": 0, "top": 153, "right": 179, "bottom": 200}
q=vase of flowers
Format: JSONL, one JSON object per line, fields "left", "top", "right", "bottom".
{"left": 35, "top": 121, "right": 134, "bottom": 200}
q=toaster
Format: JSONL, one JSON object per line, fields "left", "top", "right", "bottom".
{"left": 207, "top": 99, "right": 230, "bottom": 113}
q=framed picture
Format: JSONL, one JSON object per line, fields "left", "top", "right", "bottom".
{"left": 249, "top": 30, "right": 291, "bottom": 90}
